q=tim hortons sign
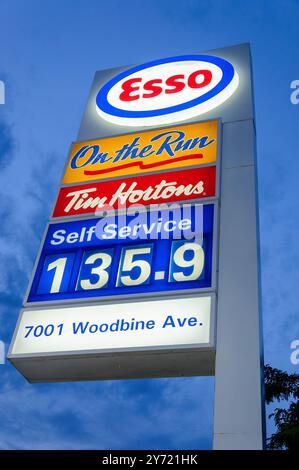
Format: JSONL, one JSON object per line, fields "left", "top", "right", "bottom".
{"left": 53, "top": 166, "right": 216, "bottom": 218}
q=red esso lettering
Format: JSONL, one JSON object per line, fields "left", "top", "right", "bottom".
{"left": 119, "top": 69, "right": 213, "bottom": 102}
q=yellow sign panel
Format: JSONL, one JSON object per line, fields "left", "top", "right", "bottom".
{"left": 63, "top": 120, "right": 218, "bottom": 184}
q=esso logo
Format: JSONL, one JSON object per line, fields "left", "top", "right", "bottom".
{"left": 95, "top": 55, "right": 239, "bottom": 127}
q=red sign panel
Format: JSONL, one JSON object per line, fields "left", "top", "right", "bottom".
{"left": 53, "top": 166, "right": 216, "bottom": 218}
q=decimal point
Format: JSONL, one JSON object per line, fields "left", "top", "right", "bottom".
{"left": 154, "top": 271, "right": 165, "bottom": 280}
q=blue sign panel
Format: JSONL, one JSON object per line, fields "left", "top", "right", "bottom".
{"left": 26, "top": 204, "right": 214, "bottom": 303}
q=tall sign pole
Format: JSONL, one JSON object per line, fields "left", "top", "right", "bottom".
{"left": 213, "top": 111, "right": 265, "bottom": 449}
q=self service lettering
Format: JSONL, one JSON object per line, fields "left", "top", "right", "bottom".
{"left": 46, "top": 206, "right": 205, "bottom": 249}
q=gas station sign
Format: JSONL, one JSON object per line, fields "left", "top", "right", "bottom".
{"left": 8, "top": 50, "right": 226, "bottom": 384}
{"left": 8, "top": 43, "right": 265, "bottom": 450}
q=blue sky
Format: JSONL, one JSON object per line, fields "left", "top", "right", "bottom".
{"left": 0, "top": 0, "right": 299, "bottom": 449}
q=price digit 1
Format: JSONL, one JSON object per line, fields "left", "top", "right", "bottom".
{"left": 47, "top": 257, "right": 67, "bottom": 293}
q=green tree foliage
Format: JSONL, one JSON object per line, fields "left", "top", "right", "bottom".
{"left": 265, "top": 364, "right": 299, "bottom": 449}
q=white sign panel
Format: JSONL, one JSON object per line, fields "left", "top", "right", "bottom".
{"left": 10, "top": 296, "right": 212, "bottom": 356}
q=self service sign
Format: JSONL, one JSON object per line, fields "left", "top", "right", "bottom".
{"left": 26, "top": 204, "right": 215, "bottom": 304}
